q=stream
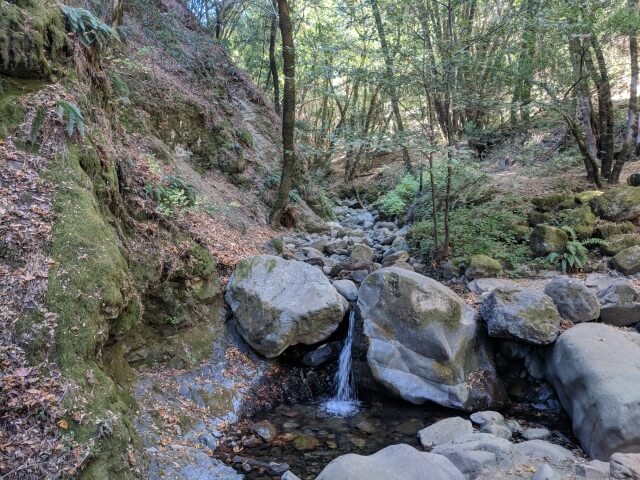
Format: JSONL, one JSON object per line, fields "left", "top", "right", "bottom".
{"left": 210, "top": 200, "right": 578, "bottom": 479}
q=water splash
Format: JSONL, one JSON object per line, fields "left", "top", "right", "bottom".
{"left": 324, "top": 308, "right": 360, "bottom": 416}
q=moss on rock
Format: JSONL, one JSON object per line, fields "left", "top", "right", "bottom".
{"left": 590, "top": 186, "right": 640, "bottom": 222}
{"left": 0, "top": 0, "right": 69, "bottom": 78}
{"left": 575, "top": 190, "right": 603, "bottom": 204}
{"left": 465, "top": 254, "right": 502, "bottom": 280}
{"left": 557, "top": 205, "right": 597, "bottom": 240}
{"left": 532, "top": 192, "right": 574, "bottom": 212}
{"left": 612, "top": 245, "right": 640, "bottom": 275}
{"left": 529, "top": 225, "right": 568, "bottom": 256}
{"left": 595, "top": 221, "right": 635, "bottom": 239}
{"left": 603, "top": 234, "right": 640, "bottom": 256}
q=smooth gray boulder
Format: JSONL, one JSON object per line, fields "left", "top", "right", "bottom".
{"left": 512, "top": 440, "right": 574, "bottom": 463}
{"left": 431, "top": 433, "right": 515, "bottom": 476}
{"left": 578, "top": 460, "right": 611, "bottom": 480}
{"left": 544, "top": 277, "right": 600, "bottom": 323}
{"left": 226, "top": 255, "right": 346, "bottom": 357}
{"left": 358, "top": 268, "right": 506, "bottom": 411}
{"left": 598, "top": 280, "right": 640, "bottom": 326}
{"left": 418, "top": 417, "right": 473, "bottom": 449}
{"left": 546, "top": 323, "right": 640, "bottom": 460}
{"left": 480, "top": 287, "right": 562, "bottom": 345}
{"left": 610, "top": 453, "right": 640, "bottom": 479}
{"left": 315, "top": 444, "right": 465, "bottom": 480}
{"left": 333, "top": 279, "right": 358, "bottom": 302}
{"left": 350, "top": 244, "right": 375, "bottom": 262}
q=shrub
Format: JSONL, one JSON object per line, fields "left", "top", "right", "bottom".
{"left": 145, "top": 175, "right": 198, "bottom": 216}
{"left": 409, "top": 201, "right": 531, "bottom": 268}
{"left": 376, "top": 174, "right": 418, "bottom": 218}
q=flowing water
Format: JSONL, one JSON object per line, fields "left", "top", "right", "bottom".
{"left": 323, "top": 309, "right": 360, "bottom": 417}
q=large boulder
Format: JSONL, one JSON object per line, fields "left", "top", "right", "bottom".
{"left": 543, "top": 277, "right": 600, "bottom": 323}
{"left": 597, "top": 280, "right": 640, "bottom": 327}
{"left": 613, "top": 245, "right": 640, "bottom": 275}
{"left": 225, "top": 255, "right": 346, "bottom": 357}
{"left": 479, "top": 287, "right": 562, "bottom": 345}
{"left": 358, "top": 268, "right": 506, "bottom": 411}
{"left": 316, "top": 444, "right": 465, "bottom": 480}
{"left": 546, "top": 323, "right": 640, "bottom": 460}
{"left": 530, "top": 225, "right": 568, "bottom": 256}
{"left": 591, "top": 186, "right": 640, "bottom": 222}
{"left": 559, "top": 205, "right": 597, "bottom": 240}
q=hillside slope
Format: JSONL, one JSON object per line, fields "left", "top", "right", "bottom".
{"left": 0, "top": 1, "right": 320, "bottom": 478}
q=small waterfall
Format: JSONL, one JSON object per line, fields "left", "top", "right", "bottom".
{"left": 324, "top": 308, "right": 360, "bottom": 416}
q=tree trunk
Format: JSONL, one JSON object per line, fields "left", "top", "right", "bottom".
{"left": 589, "top": 38, "right": 615, "bottom": 180}
{"left": 369, "top": 0, "right": 412, "bottom": 173}
{"left": 269, "top": 0, "right": 281, "bottom": 114}
{"left": 111, "top": 0, "right": 124, "bottom": 27}
{"left": 616, "top": 0, "right": 640, "bottom": 183}
{"left": 269, "top": 0, "right": 296, "bottom": 227}
{"left": 569, "top": 37, "right": 600, "bottom": 184}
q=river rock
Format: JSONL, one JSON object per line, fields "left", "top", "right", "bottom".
{"left": 546, "top": 323, "right": 640, "bottom": 460}
{"left": 358, "top": 267, "right": 506, "bottom": 411}
{"left": 578, "top": 460, "right": 611, "bottom": 480}
{"left": 465, "top": 255, "right": 502, "bottom": 280}
{"left": 302, "top": 342, "right": 340, "bottom": 367}
{"left": 431, "top": 433, "right": 515, "bottom": 476}
{"left": 597, "top": 280, "right": 640, "bottom": 326}
{"left": 250, "top": 420, "right": 277, "bottom": 442}
{"left": 591, "top": 186, "right": 640, "bottom": 222}
{"left": 512, "top": 440, "right": 574, "bottom": 463}
{"left": 418, "top": 417, "right": 473, "bottom": 449}
{"left": 530, "top": 225, "right": 569, "bottom": 256}
{"left": 316, "top": 444, "right": 465, "bottom": 480}
{"left": 292, "top": 434, "right": 318, "bottom": 451}
{"left": 480, "top": 287, "right": 562, "bottom": 345}
{"left": 467, "top": 278, "right": 518, "bottom": 295}
{"left": 470, "top": 411, "right": 504, "bottom": 426}
{"left": 225, "top": 255, "right": 346, "bottom": 357}
{"left": 333, "top": 279, "right": 358, "bottom": 302}
{"left": 381, "top": 250, "right": 409, "bottom": 266}
{"left": 610, "top": 453, "right": 640, "bottom": 479}
{"left": 613, "top": 245, "right": 640, "bottom": 275}
{"left": 351, "top": 244, "right": 375, "bottom": 262}
{"left": 544, "top": 277, "right": 600, "bottom": 323}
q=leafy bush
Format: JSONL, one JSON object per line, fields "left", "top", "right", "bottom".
{"left": 61, "top": 6, "right": 120, "bottom": 50}
{"left": 545, "top": 226, "right": 608, "bottom": 273}
{"left": 376, "top": 174, "right": 419, "bottom": 217}
{"left": 409, "top": 201, "right": 531, "bottom": 268}
{"left": 145, "top": 175, "right": 198, "bottom": 216}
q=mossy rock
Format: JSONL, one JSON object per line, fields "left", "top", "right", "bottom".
{"left": 612, "top": 245, "right": 640, "bottom": 275}
{"left": 510, "top": 224, "right": 531, "bottom": 240}
{"left": 46, "top": 149, "right": 139, "bottom": 479}
{"left": 595, "top": 221, "right": 635, "bottom": 239}
{"left": 465, "top": 254, "right": 502, "bottom": 280}
{"left": 532, "top": 192, "right": 574, "bottom": 212}
{"left": 529, "top": 225, "right": 568, "bottom": 256}
{"left": 602, "top": 234, "right": 640, "bottom": 256}
{"left": 590, "top": 187, "right": 640, "bottom": 222}
{"left": 528, "top": 211, "right": 554, "bottom": 227}
{"left": 0, "top": 0, "right": 69, "bottom": 77}
{"left": 557, "top": 205, "right": 596, "bottom": 240}
{"left": 575, "top": 190, "right": 603, "bottom": 204}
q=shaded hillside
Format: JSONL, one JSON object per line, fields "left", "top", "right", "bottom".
{"left": 0, "top": 1, "right": 321, "bottom": 477}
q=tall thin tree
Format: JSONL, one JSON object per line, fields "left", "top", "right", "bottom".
{"left": 270, "top": 0, "right": 296, "bottom": 227}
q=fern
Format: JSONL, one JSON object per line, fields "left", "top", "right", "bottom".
{"left": 56, "top": 101, "right": 85, "bottom": 138}
{"left": 61, "top": 6, "right": 120, "bottom": 50}
{"left": 582, "top": 237, "right": 609, "bottom": 249}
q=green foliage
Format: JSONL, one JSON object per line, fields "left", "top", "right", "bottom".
{"left": 145, "top": 175, "right": 198, "bottom": 216}
{"left": 544, "top": 226, "right": 607, "bottom": 273}
{"left": 409, "top": 201, "right": 531, "bottom": 268}
{"left": 376, "top": 174, "right": 418, "bottom": 217}
{"left": 56, "top": 100, "right": 85, "bottom": 138}
{"left": 61, "top": 6, "right": 120, "bottom": 50}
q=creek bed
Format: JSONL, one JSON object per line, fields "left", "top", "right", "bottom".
{"left": 215, "top": 398, "right": 575, "bottom": 480}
